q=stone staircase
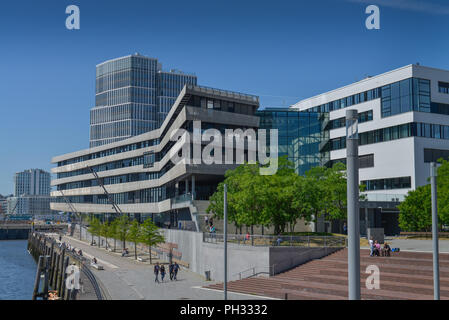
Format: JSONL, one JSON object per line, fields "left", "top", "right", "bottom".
{"left": 204, "top": 249, "right": 449, "bottom": 300}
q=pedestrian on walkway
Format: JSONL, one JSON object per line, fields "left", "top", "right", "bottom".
{"left": 369, "top": 236, "right": 374, "bottom": 257}
{"left": 169, "top": 263, "right": 174, "bottom": 281}
{"left": 154, "top": 263, "right": 160, "bottom": 283}
{"left": 174, "top": 262, "right": 180, "bottom": 280}
{"left": 160, "top": 264, "right": 166, "bottom": 282}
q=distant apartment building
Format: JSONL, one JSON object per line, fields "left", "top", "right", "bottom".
{"left": 14, "top": 169, "right": 51, "bottom": 196}
{"left": 8, "top": 169, "right": 52, "bottom": 216}
{"left": 90, "top": 54, "right": 197, "bottom": 147}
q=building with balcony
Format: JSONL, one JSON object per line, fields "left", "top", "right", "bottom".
{"left": 52, "top": 85, "right": 262, "bottom": 230}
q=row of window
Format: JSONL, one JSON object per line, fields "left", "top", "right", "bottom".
{"left": 307, "top": 77, "right": 449, "bottom": 119}
{"left": 329, "top": 110, "right": 373, "bottom": 130}
{"left": 187, "top": 95, "right": 258, "bottom": 116}
{"left": 330, "top": 122, "right": 449, "bottom": 151}
{"left": 329, "top": 154, "right": 374, "bottom": 169}
{"left": 361, "top": 176, "right": 411, "bottom": 191}
{"left": 58, "top": 139, "right": 158, "bottom": 167}
{"left": 307, "top": 88, "right": 380, "bottom": 113}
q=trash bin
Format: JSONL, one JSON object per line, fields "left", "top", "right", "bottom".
{"left": 205, "top": 271, "right": 211, "bottom": 281}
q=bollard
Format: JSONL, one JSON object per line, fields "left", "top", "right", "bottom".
{"left": 32, "top": 256, "right": 43, "bottom": 300}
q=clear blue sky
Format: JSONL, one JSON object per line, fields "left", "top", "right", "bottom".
{"left": 1, "top": 0, "right": 449, "bottom": 195}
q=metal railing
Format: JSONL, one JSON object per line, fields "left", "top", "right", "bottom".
{"left": 203, "top": 233, "right": 347, "bottom": 248}
{"left": 188, "top": 84, "right": 259, "bottom": 103}
{"left": 233, "top": 265, "right": 277, "bottom": 280}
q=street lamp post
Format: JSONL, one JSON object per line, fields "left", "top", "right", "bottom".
{"left": 346, "top": 109, "right": 361, "bottom": 300}
{"left": 430, "top": 162, "right": 440, "bottom": 300}
{"left": 224, "top": 184, "right": 228, "bottom": 300}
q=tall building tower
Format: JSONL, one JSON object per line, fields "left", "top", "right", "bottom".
{"left": 14, "top": 169, "right": 51, "bottom": 197}
{"left": 90, "top": 54, "right": 197, "bottom": 147}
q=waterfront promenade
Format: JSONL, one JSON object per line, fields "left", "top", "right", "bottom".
{"left": 55, "top": 233, "right": 270, "bottom": 300}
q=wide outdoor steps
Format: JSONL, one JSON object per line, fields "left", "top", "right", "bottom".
{"left": 204, "top": 248, "right": 449, "bottom": 300}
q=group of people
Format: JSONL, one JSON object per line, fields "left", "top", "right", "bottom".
{"left": 153, "top": 262, "right": 180, "bottom": 283}
{"left": 369, "top": 237, "right": 392, "bottom": 257}
{"left": 121, "top": 248, "right": 129, "bottom": 257}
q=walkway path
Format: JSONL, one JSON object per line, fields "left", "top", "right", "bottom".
{"left": 56, "top": 234, "right": 267, "bottom": 300}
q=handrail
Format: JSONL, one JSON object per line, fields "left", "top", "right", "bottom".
{"left": 203, "top": 233, "right": 346, "bottom": 248}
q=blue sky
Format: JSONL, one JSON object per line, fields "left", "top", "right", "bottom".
{"left": 1, "top": 0, "right": 449, "bottom": 195}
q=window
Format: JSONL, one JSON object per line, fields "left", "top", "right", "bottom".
{"left": 362, "top": 176, "right": 411, "bottom": 191}
{"left": 359, "top": 154, "right": 374, "bottom": 168}
{"left": 143, "top": 151, "right": 155, "bottom": 168}
{"left": 439, "top": 81, "right": 449, "bottom": 94}
{"left": 207, "top": 100, "right": 214, "bottom": 109}
{"left": 424, "top": 148, "right": 449, "bottom": 163}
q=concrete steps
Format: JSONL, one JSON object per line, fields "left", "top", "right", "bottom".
{"left": 204, "top": 248, "right": 449, "bottom": 300}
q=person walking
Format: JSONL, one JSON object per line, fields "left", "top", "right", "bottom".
{"left": 369, "top": 236, "right": 374, "bottom": 257}
{"left": 174, "top": 262, "right": 180, "bottom": 280}
{"left": 169, "top": 263, "right": 174, "bottom": 281}
{"left": 154, "top": 263, "right": 160, "bottom": 283}
{"left": 160, "top": 264, "right": 166, "bottom": 282}
{"left": 343, "top": 222, "right": 347, "bottom": 235}
{"left": 205, "top": 215, "right": 209, "bottom": 226}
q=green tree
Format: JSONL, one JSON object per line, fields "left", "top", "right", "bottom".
{"left": 108, "top": 219, "right": 119, "bottom": 252}
{"left": 128, "top": 220, "right": 141, "bottom": 260}
{"left": 139, "top": 218, "right": 165, "bottom": 264}
{"left": 100, "top": 221, "right": 110, "bottom": 249}
{"left": 398, "top": 185, "right": 432, "bottom": 231}
{"left": 88, "top": 216, "right": 101, "bottom": 246}
{"left": 116, "top": 215, "right": 130, "bottom": 250}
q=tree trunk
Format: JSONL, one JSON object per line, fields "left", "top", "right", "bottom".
{"left": 134, "top": 242, "right": 137, "bottom": 260}
{"left": 251, "top": 225, "right": 254, "bottom": 246}
{"left": 149, "top": 246, "right": 152, "bottom": 264}
{"left": 114, "top": 238, "right": 116, "bottom": 252}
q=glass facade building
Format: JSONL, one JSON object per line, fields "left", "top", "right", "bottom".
{"left": 90, "top": 54, "right": 197, "bottom": 147}
{"left": 257, "top": 108, "right": 328, "bottom": 175}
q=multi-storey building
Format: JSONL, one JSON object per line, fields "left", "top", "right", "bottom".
{"left": 90, "top": 54, "right": 197, "bottom": 147}
{"left": 9, "top": 169, "right": 52, "bottom": 216}
{"left": 52, "top": 85, "right": 262, "bottom": 230}
{"left": 291, "top": 64, "right": 449, "bottom": 234}
{"left": 14, "top": 169, "right": 51, "bottom": 196}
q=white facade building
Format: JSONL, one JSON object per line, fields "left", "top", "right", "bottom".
{"left": 291, "top": 64, "right": 449, "bottom": 234}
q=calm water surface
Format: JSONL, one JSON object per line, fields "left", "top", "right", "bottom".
{"left": 0, "top": 240, "right": 36, "bottom": 300}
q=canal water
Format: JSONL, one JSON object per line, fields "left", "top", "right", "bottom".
{"left": 0, "top": 240, "right": 36, "bottom": 300}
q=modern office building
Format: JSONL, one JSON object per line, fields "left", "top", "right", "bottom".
{"left": 291, "top": 64, "right": 449, "bottom": 234}
{"left": 14, "top": 169, "right": 51, "bottom": 196}
{"left": 90, "top": 54, "right": 197, "bottom": 147}
{"left": 52, "top": 84, "right": 263, "bottom": 230}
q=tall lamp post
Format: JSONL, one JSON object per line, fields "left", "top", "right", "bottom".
{"left": 430, "top": 162, "right": 440, "bottom": 300}
{"left": 346, "top": 109, "right": 361, "bottom": 300}
{"left": 223, "top": 184, "right": 228, "bottom": 300}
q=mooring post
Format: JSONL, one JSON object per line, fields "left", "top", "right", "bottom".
{"left": 32, "top": 256, "right": 43, "bottom": 300}
{"left": 61, "top": 256, "right": 70, "bottom": 300}
{"left": 58, "top": 249, "right": 66, "bottom": 295}
{"left": 43, "top": 256, "right": 50, "bottom": 300}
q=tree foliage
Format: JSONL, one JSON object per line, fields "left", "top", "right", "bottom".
{"left": 399, "top": 159, "right": 449, "bottom": 231}
{"left": 207, "top": 156, "right": 351, "bottom": 234}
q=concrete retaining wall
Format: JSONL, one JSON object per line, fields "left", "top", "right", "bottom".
{"left": 162, "top": 229, "right": 343, "bottom": 281}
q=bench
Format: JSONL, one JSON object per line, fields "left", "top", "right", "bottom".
{"left": 91, "top": 263, "right": 104, "bottom": 270}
